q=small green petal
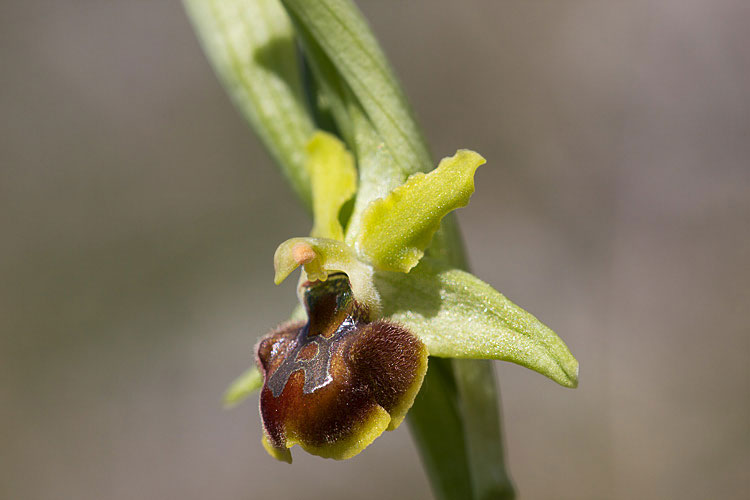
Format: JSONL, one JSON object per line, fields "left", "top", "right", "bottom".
{"left": 223, "top": 366, "right": 263, "bottom": 409}
{"left": 306, "top": 131, "right": 357, "bottom": 241}
{"left": 356, "top": 150, "right": 485, "bottom": 273}
{"left": 273, "top": 237, "right": 380, "bottom": 314}
{"left": 343, "top": 106, "right": 404, "bottom": 244}
{"left": 376, "top": 260, "right": 579, "bottom": 388}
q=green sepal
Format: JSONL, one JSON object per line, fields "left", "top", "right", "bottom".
{"left": 306, "top": 131, "right": 357, "bottom": 241}
{"left": 356, "top": 150, "right": 485, "bottom": 273}
{"left": 223, "top": 366, "right": 263, "bottom": 409}
{"left": 376, "top": 260, "right": 579, "bottom": 388}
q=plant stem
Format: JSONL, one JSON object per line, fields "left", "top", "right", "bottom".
{"left": 453, "top": 359, "right": 515, "bottom": 500}
{"left": 408, "top": 357, "right": 473, "bottom": 500}
{"left": 419, "top": 224, "right": 515, "bottom": 499}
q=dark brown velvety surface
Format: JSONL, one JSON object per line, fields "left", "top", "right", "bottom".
{"left": 255, "top": 278, "right": 426, "bottom": 456}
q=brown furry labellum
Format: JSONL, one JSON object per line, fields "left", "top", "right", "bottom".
{"left": 255, "top": 274, "right": 428, "bottom": 462}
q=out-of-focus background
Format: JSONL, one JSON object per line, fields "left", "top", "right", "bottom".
{"left": 2, "top": 1, "right": 749, "bottom": 499}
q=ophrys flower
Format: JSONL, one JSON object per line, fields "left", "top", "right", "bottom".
{"left": 225, "top": 132, "right": 578, "bottom": 462}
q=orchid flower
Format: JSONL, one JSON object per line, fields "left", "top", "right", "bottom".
{"left": 224, "top": 132, "right": 577, "bottom": 462}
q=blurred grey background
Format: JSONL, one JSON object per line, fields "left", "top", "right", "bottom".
{"left": 2, "top": 1, "right": 748, "bottom": 499}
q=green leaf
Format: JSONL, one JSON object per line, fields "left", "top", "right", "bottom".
{"left": 184, "top": 0, "right": 314, "bottom": 210}
{"left": 306, "top": 131, "right": 357, "bottom": 240}
{"left": 376, "top": 260, "right": 579, "bottom": 388}
{"left": 286, "top": 16, "right": 357, "bottom": 152}
{"left": 224, "top": 366, "right": 262, "bottom": 408}
{"left": 281, "top": 0, "right": 432, "bottom": 176}
{"left": 356, "top": 150, "right": 485, "bottom": 273}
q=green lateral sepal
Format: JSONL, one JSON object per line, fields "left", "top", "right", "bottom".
{"left": 376, "top": 260, "right": 579, "bottom": 388}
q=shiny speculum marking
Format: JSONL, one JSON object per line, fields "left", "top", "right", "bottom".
{"left": 266, "top": 276, "right": 365, "bottom": 398}
{"left": 266, "top": 318, "right": 355, "bottom": 396}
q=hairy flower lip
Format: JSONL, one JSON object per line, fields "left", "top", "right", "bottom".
{"left": 256, "top": 275, "right": 427, "bottom": 462}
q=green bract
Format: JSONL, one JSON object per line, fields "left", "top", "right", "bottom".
{"left": 377, "top": 261, "right": 579, "bottom": 388}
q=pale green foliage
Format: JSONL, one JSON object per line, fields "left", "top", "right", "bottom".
{"left": 356, "top": 150, "right": 485, "bottom": 273}
{"left": 306, "top": 132, "right": 357, "bottom": 240}
{"left": 377, "top": 260, "right": 579, "bottom": 388}
{"left": 281, "top": 0, "right": 432, "bottom": 175}
{"left": 184, "top": 0, "right": 314, "bottom": 209}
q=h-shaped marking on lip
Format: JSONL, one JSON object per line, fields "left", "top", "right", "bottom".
{"left": 267, "top": 316, "right": 358, "bottom": 397}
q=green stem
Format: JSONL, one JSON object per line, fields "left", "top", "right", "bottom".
{"left": 408, "top": 358, "right": 473, "bottom": 500}
{"left": 453, "top": 360, "right": 515, "bottom": 500}
{"left": 427, "top": 230, "right": 515, "bottom": 500}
